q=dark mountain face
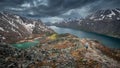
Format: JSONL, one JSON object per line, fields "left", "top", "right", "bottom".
{"left": 53, "top": 8, "right": 120, "bottom": 38}
{"left": 0, "top": 12, "right": 54, "bottom": 43}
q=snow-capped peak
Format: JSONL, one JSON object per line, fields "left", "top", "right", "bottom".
{"left": 88, "top": 8, "right": 120, "bottom": 21}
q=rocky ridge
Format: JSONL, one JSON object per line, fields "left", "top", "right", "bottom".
{"left": 0, "top": 33, "right": 119, "bottom": 68}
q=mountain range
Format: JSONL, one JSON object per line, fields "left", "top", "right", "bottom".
{"left": 0, "top": 12, "right": 54, "bottom": 43}
{"left": 53, "top": 8, "right": 120, "bottom": 38}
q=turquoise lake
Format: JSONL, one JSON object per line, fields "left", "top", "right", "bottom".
{"left": 12, "top": 39, "right": 39, "bottom": 49}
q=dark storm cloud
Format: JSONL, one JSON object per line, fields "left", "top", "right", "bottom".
{"left": 0, "top": 0, "right": 120, "bottom": 22}
{"left": 0, "top": 0, "right": 97, "bottom": 17}
{"left": 88, "top": 0, "right": 120, "bottom": 11}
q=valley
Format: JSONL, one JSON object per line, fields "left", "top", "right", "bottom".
{"left": 0, "top": 10, "right": 120, "bottom": 68}
{"left": 53, "top": 8, "right": 120, "bottom": 38}
{"left": 0, "top": 0, "right": 120, "bottom": 68}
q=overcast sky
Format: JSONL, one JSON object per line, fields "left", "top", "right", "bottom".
{"left": 0, "top": 0, "right": 120, "bottom": 23}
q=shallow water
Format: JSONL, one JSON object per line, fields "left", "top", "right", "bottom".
{"left": 12, "top": 39, "right": 39, "bottom": 49}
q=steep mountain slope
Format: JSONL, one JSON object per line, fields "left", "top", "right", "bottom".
{"left": 88, "top": 8, "right": 120, "bottom": 20}
{"left": 54, "top": 8, "right": 120, "bottom": 38}
{"left": 0, "top": 12, "right": 54, "bottom": 43}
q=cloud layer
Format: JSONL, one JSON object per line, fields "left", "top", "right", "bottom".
{"left": 0, "top": 0, "right": 120, "bottom": 23}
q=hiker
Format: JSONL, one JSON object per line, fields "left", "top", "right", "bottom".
{"left": 84, "top": 42, "right": 89, "bottom": 50}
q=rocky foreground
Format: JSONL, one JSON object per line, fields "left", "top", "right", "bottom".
{"left": 0, "top": 33, "right": 120, "bottom": 68}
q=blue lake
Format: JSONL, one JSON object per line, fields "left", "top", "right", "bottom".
{"left": 49, "top": 26, "right": 120, "bottom": 48}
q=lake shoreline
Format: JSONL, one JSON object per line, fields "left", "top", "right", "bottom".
{"left": 15, "top": 36, "right": 42, "bottom": 44}
{"left": 50, "top": 25, "right": 120, "bottom": 39}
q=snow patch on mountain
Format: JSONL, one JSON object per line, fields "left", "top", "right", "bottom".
{"left": 24, "top": 23, "right": 35, "bottom": 33}
{"left": 0, "top": 27, "right": 4, "bottom": 31}
{"left": 117, "top": 18, "right": 120, "bottom": 20}
{"left": 107, "top": 10, "right": 116, "bottom": 18}
{"left": 115, "top": 9, "right": 120, "bottom": 13}
{"left": 90, "top": 15, "right": 95, "bottom": 20}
